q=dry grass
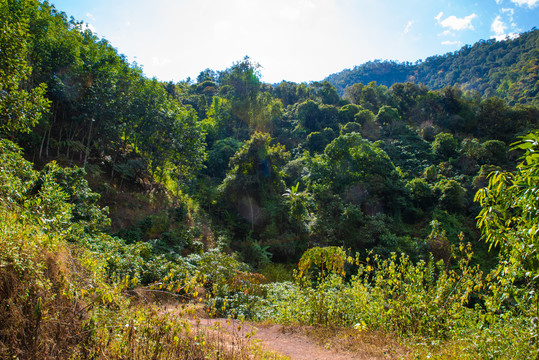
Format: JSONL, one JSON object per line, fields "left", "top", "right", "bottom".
{"left": 0, "top": 207, "right": 281, "bottom": 360}
{"left": 294, "top": 325, "right": 411, "bottom": 359}
{"left": 0, "top": 248, "right": 89, "bottom": 359}
{"left": 298, "top": 325, "right": 481, "bottom": 360}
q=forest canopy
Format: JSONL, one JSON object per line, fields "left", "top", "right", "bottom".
{"left": 1, "top": 0, "right": 539, "bottom": 358}
{"left": 326, "top": 29, "right": 539, "bottom": 108}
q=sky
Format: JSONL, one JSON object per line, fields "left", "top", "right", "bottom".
{"left": 49, "top": 0, "right": 539, "bottom": 84}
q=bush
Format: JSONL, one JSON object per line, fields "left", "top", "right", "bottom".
{"left": 254, "top": 246, "right": 483, "bottom": 336}
{"left": 407, "top": 177, "right": 435, "bottom": 210}
{"left": 435, "top": 178, "right": 466, "bottom": 213}
{"left": 432, "top": 132, "right": 459, "bottom": 160}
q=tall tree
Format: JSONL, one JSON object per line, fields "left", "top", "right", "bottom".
{"left": 475, "top": 131, "right": 539, "bottom": 326}
{"left": 0, "top": 0, "right": 49, "bottom": 136}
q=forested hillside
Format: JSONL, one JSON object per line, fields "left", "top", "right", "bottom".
{"left": 1, "top": 0, "right": 539, "bottom": 358}
{"left": 327, "top": 29, "right": 539, "bottom": 107}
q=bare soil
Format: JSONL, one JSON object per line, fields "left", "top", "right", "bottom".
{"left": 193, "top": 318, "right": 409, "bottom": 360}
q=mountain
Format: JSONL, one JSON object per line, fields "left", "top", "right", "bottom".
{"left": 326, "top": 29, "right": 539, "bottom": 107}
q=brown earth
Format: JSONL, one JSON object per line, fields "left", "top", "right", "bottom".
{"left": 192, "top": 318, "right": 409, "bottom": 360}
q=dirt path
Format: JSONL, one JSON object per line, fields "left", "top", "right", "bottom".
{"left": 194, "top": 318, "right": 397, "bottom": 360}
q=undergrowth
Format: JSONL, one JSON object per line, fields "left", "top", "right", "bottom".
{"left": 209, "top": 244, "right": 537, "bottom": 359}
{"left": 2, "top": 135, "right": 538, "bottom": 359}
{"left": 0, "top": 139, "right": 281, "bottom": 359}
{"left": 0, "top": 204, "right": 286, "bottom": 359}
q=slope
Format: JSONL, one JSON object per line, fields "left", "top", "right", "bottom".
{"left": 326, "top": 29, "right": 539, "bottom": 106}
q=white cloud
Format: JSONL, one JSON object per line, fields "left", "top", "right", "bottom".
{"left": 280, "top": 0, "right": 321, "bottom": 21}
{"left": 510, "top": 0, "right": 539, "bottom": 8}
{"left": 491, "top": 15, "right": 507, "bottom": 39}
{"left": 502, "top": 8, "right": 515, "bottom": 22}
{"left": 436, "top": 12, "right": 477, "bottom": 31}
{"left": 78, "top": 0, "right": 506, "bottom": 84}
{"left": 281, "top": 5, "right": 302, "bottom": 21}
{"left": 404, "top": 20, "right": 413, "bottom": 34}
{"left": 152, "top": 57, "right": 171, "bottom": 67}
{"left": 491, "top": 7, "right": 521, "bottom": 41}
{"left": 501, "top": 8, "right": 515, "bottom": 15}
{"left": 302, "top": 0, "right": 316, "bottom": 9}
{"left": 85, "top": 12, "right": 95, "bottom": 21}
{"left": 441, "top": 30, "right": 454, "bottom": 36}
{"left": 496, "top": 0, "right": 503, "bottom": 3}
{"left": 491, "top": 32, "right": 520, "bottom": 41}
{"left": 442, "top": 40, "right": 461, "bottom": 45}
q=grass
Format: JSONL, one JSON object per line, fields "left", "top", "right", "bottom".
{"left": 282, "top": 325, "right": 410, "bottom": 359}
{"left": 0, "top": 206, "right": 285, "bottom": 359}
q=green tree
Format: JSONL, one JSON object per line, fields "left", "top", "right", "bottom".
{"left": 282, "top": 181, "right": 312, "bottom": 235}
{"left": 305, "top": 127, "right": 335, "bottom": 154}
{"left": 337, "top": 104, "right": 360, "bottom": 124}
{"left": 407, "top": 177, "right": 435, "bottom": 210}
{"left": 219, "top": 56, "right": 262, "bottom": 129}
{"left": 202, "top": 96, "right": 232, "bottom": 141}
{"left": 0, "top": 0, "right": 49, "bottom": 135}
{"left": 481, "top": 139, "right": 507, "bottom": 165}
{"left": 206, "top": 137, "right": 242, "bottom": 179}
{"left": 432, "top": 132, "right": 459, "bottom": 160}
{"left": 343, "top": 82, "right": 363, "bottom": 104}
{"left": 219, "top": 56, "right": 261, "bottom": 101}
{"left": 0, "top": 138, "right": 108, "bottom": 235}
{"left": 376, "top": 105, "right": 402, "bottom": 137}
{"left": 359, "top": 81, "right": 390, "bottom": 113}
{"left": 309, "top": 81, "right": 339, "bottom": 105}
{"left": 476, "top": 97, "right": 513, "bottom": 139}
{"left": 475, "top": 131, "right": 539, "bottom": 313}
{"left": 274, "top": 81, "right": 299, "bottom": 107}
{"left": 435, "top": 178, "right": 466, "bottom": 213}
{"left": 318, "top": 104, "right": 338, "bottom": 130}
{"left": 129, "top": 79, "right": 206, "bottom": 187}
{"left": 354, "top": 109, "right": 380, "bottom": 140}
{"left": 309, "top": 133, "right": 405, "bottom": 216}
{"left": 296, "top": 99, "right": 321, "bottom": 132}
{"left": 390, "top": 82, "right": 428, "bottom": 117}
{"left": 219, "top": 132, "right": 297, "bottom": 262}
{"left": 340, "top": 122, "right": 362, "bottom": 135}
{"left": 219, "top": 132, "right": 290, "bottom": 231}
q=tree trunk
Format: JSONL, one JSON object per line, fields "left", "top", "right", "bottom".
{"left": 66, "top": 127, "right": 73, "bottom": 160}
{"left": 83, "top": 119, "right": 94, "bottom": 168}
{"left": 111, "top": 151, "right": 118, "bottom": 180}
{"left": 175, "top": 176, "right": 182, "bottom": 205}
{"left": 45, "top": 123, "right": 52, "bottom": 158}
{"left": 56, "top": 126, "right": 62, "bottom": 157}
{"left": 39, "top": 128, "right": 47, "bottom": 160}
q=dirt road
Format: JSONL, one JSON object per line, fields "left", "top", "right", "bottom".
{"left": 194, "top": 318, "right": 403, "bottom": 360}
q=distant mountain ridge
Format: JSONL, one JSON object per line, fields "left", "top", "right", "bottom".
{"left": 326, "top": 29, "right": 539, "bottom": 106}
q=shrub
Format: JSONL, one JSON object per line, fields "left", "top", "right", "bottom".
{"left": 432, "top": 132, "right": 459, "bottom": 160}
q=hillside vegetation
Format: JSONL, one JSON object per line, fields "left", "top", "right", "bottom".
{"left": 326, "top": 29, "right": 539, "bottom": 107}
{"left": 1, "top": 0, "right": 539, "bottom": 358}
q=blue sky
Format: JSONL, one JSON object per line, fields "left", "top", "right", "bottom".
{"left": 49, "top": 0, "right": 539, "bottom": 84}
